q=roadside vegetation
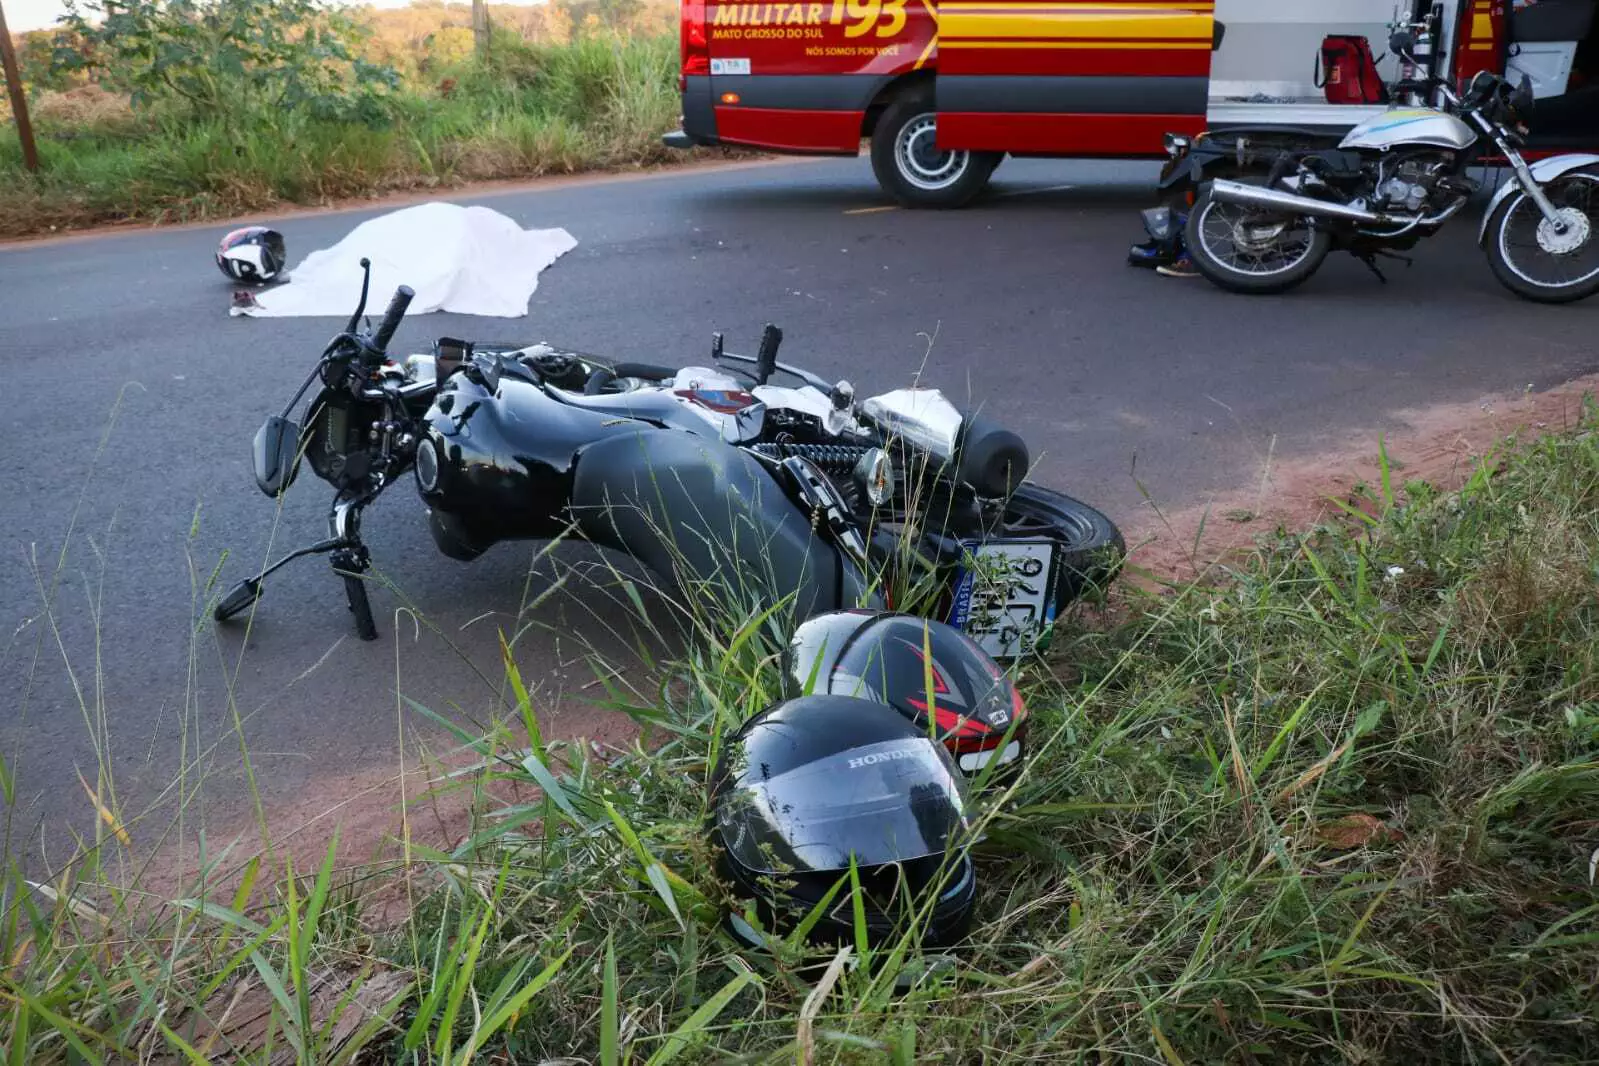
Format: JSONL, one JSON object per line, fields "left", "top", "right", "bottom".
{"left": 0, "top": 0, "right": 724, "bottom": 239}
{"left": 5, "top": 386, "right": 1597, "bottom": 1061}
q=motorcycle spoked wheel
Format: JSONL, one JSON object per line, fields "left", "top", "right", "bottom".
{"left": 1483, "top": 167, "right": 1599, "bottom": 305}
{"left": 1185, "top": 179, "right": 1333, "bottom": 295}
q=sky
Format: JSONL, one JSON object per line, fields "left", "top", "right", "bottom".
{"left": 6, "top": 0, "right": 82, "bottom": 32}
{"left": 4, "top": 0, "right": 547, "bottom": 33}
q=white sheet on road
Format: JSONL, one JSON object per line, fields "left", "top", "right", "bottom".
{"left": 235, "top": 202, "right": 577, "bottom": 319}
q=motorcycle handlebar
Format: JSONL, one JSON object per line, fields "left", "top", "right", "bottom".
{"left": 371, "top": 286, "right": 415, "bottom": 354}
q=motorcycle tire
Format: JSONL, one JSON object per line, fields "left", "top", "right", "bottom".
{"left": 1185, "top": 179, "right": 1332, "bottom": 295}
{"left": 995, "top": 484, "right": 1126, "bottom": 601}
{"left": 1483, "top": 167, "right": 1599, "bottom": 305}
{"left": 341, "top": 573, "right": 378, "bottom": 642}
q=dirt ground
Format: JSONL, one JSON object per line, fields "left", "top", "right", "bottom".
{"left": 134, "top": 368, "right": 1599, "bottom": 918}
{"left": 1124, "top": 369, "right": 1599, "bottom": 587}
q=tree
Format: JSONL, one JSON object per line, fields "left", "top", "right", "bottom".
{"left": 0, "top": 0, "right": 39, "bottom": 170}
{"left": 52, "top": 0, "right": 401, "bottom": 126}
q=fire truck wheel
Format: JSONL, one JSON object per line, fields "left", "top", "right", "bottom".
{"left": 871, "top": 92, "right": 1001, "bottom": 208}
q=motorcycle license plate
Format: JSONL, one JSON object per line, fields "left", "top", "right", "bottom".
{"left": 946, "top": 539, "right": 1059, "bottom": 661}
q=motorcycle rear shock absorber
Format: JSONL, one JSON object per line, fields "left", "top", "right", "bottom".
{"left": 751, "top": 442, "right": 870, "bottom": 473}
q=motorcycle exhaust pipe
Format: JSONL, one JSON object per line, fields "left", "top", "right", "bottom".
{"left": 1208, "top": 178, "right": 1398, "bottom": 225}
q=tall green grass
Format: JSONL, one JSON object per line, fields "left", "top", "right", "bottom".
{"left": 0, "top": 32, "right": 705, "bottom": 238}
{"left": 4, "top": 399, "right": 1597, "bottom": 1063}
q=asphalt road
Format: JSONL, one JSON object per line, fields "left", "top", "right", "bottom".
{"left": 2, "top": 156, "right": 1596, "bottom": 855}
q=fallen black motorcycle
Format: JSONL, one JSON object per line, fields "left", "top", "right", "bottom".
{"left": 215, "top": 261, "right": 1124, "bottom": 659}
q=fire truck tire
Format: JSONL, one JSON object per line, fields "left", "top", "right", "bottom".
{"left": 871, "top": 92, "right": 1001, "bottom": 208}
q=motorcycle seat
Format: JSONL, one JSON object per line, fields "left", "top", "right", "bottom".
{"left": 545, "top": 384, "right": 744, "bottom": 439}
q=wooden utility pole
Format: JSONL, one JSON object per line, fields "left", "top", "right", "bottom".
{"left": 0, "top": 0, "right": 38, "bottom": 172}
{"left": 471, "top": 0, "right": 489, "bottom": 58}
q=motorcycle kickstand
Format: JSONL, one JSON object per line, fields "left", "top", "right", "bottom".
{"left": 329, "top": 495, "right": 380, "bottom": 642}
{"left": 1355, "top": 249, "right": 1416, "bottom": 284}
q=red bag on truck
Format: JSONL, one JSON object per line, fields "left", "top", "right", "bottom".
{"left": 1315, "top": 35, "right": 1390, "bottom": 105}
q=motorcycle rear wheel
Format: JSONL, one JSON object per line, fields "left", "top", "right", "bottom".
{"left": 1186, "top": 180, "right": 1333, "bottom": 295}
{"left": 1484, "top": 168, "right": 1599, "bottom": 305}
{"left": 990, "top": 484, "right": 1126, "bottom": 601}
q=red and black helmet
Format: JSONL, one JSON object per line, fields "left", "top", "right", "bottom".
{"left": 782, "top": 610, "right": 1029, "bottom": 777}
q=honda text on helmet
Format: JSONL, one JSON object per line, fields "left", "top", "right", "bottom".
{"left": 709, "top": 694, "right": 979, "bottom": 951}
{"left": 784, "top": 610, "right": 1028, "bottom": 777}
{"left": 216, "top": 226, "right": 287, "bottom": 285}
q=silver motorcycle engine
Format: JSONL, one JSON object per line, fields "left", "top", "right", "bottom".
{"left": 1375, "top": 152, "right": 1452, "bottom": 214}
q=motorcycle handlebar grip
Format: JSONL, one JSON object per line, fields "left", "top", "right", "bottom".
{"left": 371, "top": 285, "right": 416, "bottom": 353}
{"left": 754, "top": 323, "right": 782, "bottom": 385}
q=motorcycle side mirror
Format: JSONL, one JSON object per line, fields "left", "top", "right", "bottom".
{"left": 1513, "top": 73, "right": 1536, "bottom": 118}
{"left": 252, "top": 415, "right": 303, "bottom": 498}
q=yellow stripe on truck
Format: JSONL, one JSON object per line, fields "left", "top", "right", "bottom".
{"left": 941, "top": 8, "right": 1213, "bottom": 42}
{"left": 939, "top": 2, "right": 1213, "bottom": 9}
{"left": 940, "top": 39, "right": 1207, "bottom": 49}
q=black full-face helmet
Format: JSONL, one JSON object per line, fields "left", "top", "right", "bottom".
{"left": 216, "top": 225, "right": 287, "bottom": 284}
{"left": 783, "top": 610, "right": 1029, "bottom": 778}
{"left": 709, "top": 694, "right": 979, "bottom": 952}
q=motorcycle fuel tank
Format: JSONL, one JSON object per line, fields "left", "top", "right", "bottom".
{"left": 1339, "top": 108, "right": 1477, "bottom": 151}
{"left": 415, "top": 367, "right": 641, "bottom": 552}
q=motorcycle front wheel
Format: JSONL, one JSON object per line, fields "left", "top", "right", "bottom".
{"left": 1484, "top": 168, "right": 1599, "bottom": 304}
{"left": 1185, "top": 181, "right": 1333, "bottom": 295}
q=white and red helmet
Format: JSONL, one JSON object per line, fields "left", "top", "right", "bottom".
{"left": 216, "top": 226, "right": 287, "bottom": 284}
{"left": 783, "top": 610, "right": 1029, "bottom": 777}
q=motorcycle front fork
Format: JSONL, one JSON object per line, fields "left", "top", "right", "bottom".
{"left": 328, "top": 495, "right": 379, "bottom": 641}
{"left": 1501, "top": 143, "right": 1569, "bottom": 227}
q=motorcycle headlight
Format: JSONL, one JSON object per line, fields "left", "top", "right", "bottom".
{"left": 854, "top": 447, "right": 893, "bottom": 507}
{"left": 1140, "top": 206, "right": 1176, "bottom": 242}
{"left": 1162, "top": 132, "right": 1191, "bottom": 159}
{"left": 415, "top": 436, "right": 441, "bottom": 493}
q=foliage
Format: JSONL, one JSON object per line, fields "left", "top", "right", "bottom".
{"left": 48, "top": 0, "right": 402, "bottom": 125}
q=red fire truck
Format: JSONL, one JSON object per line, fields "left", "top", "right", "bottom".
{"left": 662, "top": 0, "right": 1599, "bottom": 206}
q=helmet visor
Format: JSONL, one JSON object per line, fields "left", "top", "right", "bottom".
{"left": 716, "top": 739, "right": 973, "bottom": 876}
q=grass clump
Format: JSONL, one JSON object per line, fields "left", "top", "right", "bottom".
{"left": 4, "top": 405, "right": 1597, "bottom": 1063}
